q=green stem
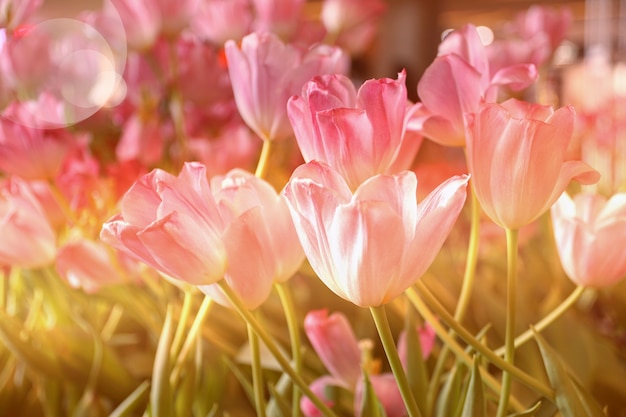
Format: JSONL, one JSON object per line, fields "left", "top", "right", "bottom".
{"left": 369, "top": 305, "right": 422, "bottom": 417}
{"left": 217, "top": 280, "right": 339, "bottom": 417}
{"left": 47, "top": 180, "right": 79, "bottom": 227}
{"left": 495, "top": 285, "right": 586, "bottom": 357}
{"left": 411, "top": 282, "right": 554, "bottom": 400}
{"left": 495, "top": 228, "right": 519, "bottom": 417}
{"left": 406, "top": 286, "right": 527, "bottom": 412}
{"left": 276, "top": 283, "right": 302, "bottom": 417}
{"left": 170, "top": 289, "right": 194, "bottom": 362}
{"left": 255, "top": 139, "right": 273, "bottom": 179}
{"left": 427, "top": 185, "right": 481, "bottom": 412}
{"left": 248, "top": 319, "right": 267, "bottom": 417}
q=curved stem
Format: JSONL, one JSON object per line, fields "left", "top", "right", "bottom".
{"left": 275, "top": 283, "right": 302, "bottom": 417}
{"left": 410, "top": 282, "right": 554, "bottom": 401}
{"left": 217, "top": 280, "right": 339, "bottom": 417}
{"left": 47, "top": 180, "right": 79, "bottom": 227}
{"left": 248, "top": 319, "right": 267, "bottom": 417}
{"left": 406, "top": 286, "right": 526, "bottom": 412}
{"left": 170, "top": 289, "right": 194, "bottom": 362}
{"left": 369, "top": 305, "right": 422, "bottom": 417}
{"left": 495, "top": 285, "right": 586, "bottom": 356}
{"left": 255, "top": 139, "right": 273, "bottom": 179}
{"left": 495, "top": 228, "right": 518, "bottom": 417}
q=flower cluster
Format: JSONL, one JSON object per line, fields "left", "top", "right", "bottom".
{"left": 0, "top": 1, "right": 625, "bottom": 417}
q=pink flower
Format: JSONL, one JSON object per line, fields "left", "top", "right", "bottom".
{"left": 107, "top": 0, "right": 161, "bottom": 50}
{"left": 0, "top": 177, "right": 56, "bottom": 268}
{"left": 225, "top": 31, "right": 348, "bottom": 142}
{"left": 116, "top": 113, "right": 166, "bottom": 166}
{"left": 288, "top": 71, "right": 419, "bottom": 190}
{"left": 190, "top": 0, "right": 253, "bottom": 47}
{"left": 199, "top": 169, "right": 305, "bottom": 309}
{"left": 284, "top": 161, "right": 468, "bottom": 307}
{"left": 100, "top": 162, "right": 228, "bottom": 286}
{"left": 0, "top": 0, "right": 41, "bottom": 30}
{"left": 56, "top": 239, "right": 138, "bottom": 293}
{"left": 412, "top": 24, "right": 537, "bottom": 147}
{"left": 250, "top": 0, "right": 304, "bottom": 41}
{"left": 466, "top": 99, "right": 600, "bottom": 229}
{"left": 154, "top": 0, "right": 200, "bottom": 37}
{"left": 321, "top": 0, "right": 386, "bottom": 55}
{"left": 551, "top": 192, "right": 626, "bottom": 287}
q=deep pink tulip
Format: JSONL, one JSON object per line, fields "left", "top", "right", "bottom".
{"left": 466, "top": 99, "right": 600, "bottom": 229}
{"left": 0, "top": 177, "right": 56, "bottom": 268}
{"left": 199, "top": 169, "right": 305, "bottom": 309}
{"left": 100, "top": 162, "right": 228, "bottom": 286}
{"left": 284, "top": 161, "right": 468, "bottom": 307}
{"left": 225, "top": 31, "right": 348, "bottom": 142}
{"left": 413, "top": 24, "right": 537, "bottom": 147}
{"left": 288, "top": 71, "right": 419, "bottom": 190}
{"left": 551, "top": 192, "right": 626, "bottom": 287}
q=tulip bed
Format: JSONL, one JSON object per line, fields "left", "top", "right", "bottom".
{"left": 0, "top": 1, "right": 625, "bottom": 416}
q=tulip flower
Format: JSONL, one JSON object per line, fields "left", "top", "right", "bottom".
{"left": 466, "top": 99, "right": 600, "bottom": 230}
{"left": 288, "top": 71, "right": 420, "bottom": 190}
{"left": 190, "top": 0, "right": 252, "bottom": 46}
{"left": 100, "top": 162, "right": 228, "bottom": 286}
{"left": 321, "top": 0, "right": 386, "bottom": 55}
{"left": 551, "top": 192, "right": 626, "bottom": 287}
{"left": 284, "top": 161, "right": 468, "bottom": 307}
{"left": 225, "top": 31, "right": 348, "bottom": 142}
{"left": 250, "top": 0, "right": 304, "bottom": 40}
{"left": 0, "top": 0, "right": 41, "bottom": 31}
{"left": 199, "top": 169, "right": 305, "bottom": 310}
{"left": 0, "top": 177, "right": 56, "bottom": 268}
{"left": 412, "top": 24, "right": 537, "bottom": 147}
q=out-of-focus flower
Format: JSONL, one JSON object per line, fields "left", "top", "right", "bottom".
{"left": 0, "top": 0, "right": 41, "bottom": 31}
{"left": 0, "top": 104, "right": 75, "bottom": 180}
{"left": 116, "top": 113, "right": 166, "bottom": 166}
{"left": 321, "top": 0, "right": 386, "bottom": 55}
{"left": 190, "top": 0, "right": 253, "bottom": 46}
{"left": 551, "top": 191, "right": 626, "bottom": 287}
{"left": 107, "top": 0, "right": 160, "bottom": 51}
{"left": 100, "top": 162, "right": 228, "bottom": 286}
{"left": 466, "top": 99, "right": 599, "bottom": 229}
{"left": 0, "top": 177, "right": 56, "bottom": 268}
{"left": 154, "top": 0, "right": 200, "bottom": 37}
{"left": 250, "top": 0, "right": 304, "bottom": 41}
{"left": 56, "top": 239, "right": 138, "bottom": 293}
{"left": 288, "top": 71, "right": 419, "bottom": 190}
{"left": 412, "top": 24, "right": 537, "bottom": 147}
{"left": 225, "top": 31, "right": 348, "bottom": 142}
{"left": 199, "top": 169, "right": 305, "bottom": 310}
{"left": 284, "top": 161, "right": 468, "bottom": 307}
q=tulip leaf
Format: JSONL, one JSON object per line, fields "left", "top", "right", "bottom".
{"left": 436, "top": 363, "right": 466, "bottom": 417}
{"left": 403, "top": 304, "right": 429, "bottom": 416}
{"left": 222, "top": 356, "right": 255, "bottom": 408}
{"left": 533, "top": 330, "right": 606, "bottom": 417}
{"left": 266, "top": 371, "right": 292, "bottom": 417}
{"left": 266, "top": 382, "right": 291, "bottom": 417}
{"left": 460, "top": 359, "right": 486, "bottom": 417}
{"left": 109, "top": 381, "right": 150, "bottom": 417}
{"left": 359, "top": 371, "right": 387, "bottom": 417}
{"left": 150, "top": 306, "right": 174, "bottom": 417}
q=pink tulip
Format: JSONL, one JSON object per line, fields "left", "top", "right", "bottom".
{"left": 284, "top": 161, "right": 468, "bottom": 307}
{"left": 0, "top": 177, "right": 56, "bottom": 268}
{"left": 225, "top": 31, "right": 348, "bottom": 142}
{"left": 190, "top": 0, "right": 253, "bottom": 47}
{"left": 466, "top": 99, "right": 600, "bottom": 229}
{"left": 355, "top": 374, "right": 405, "bottom": 417}
{"left": 100, "top": 162, "right": 228, "bottom": 286}
{"left": 250, "top": 0, "right": 304, "bottom": 41}
{"left": 0, "top": 0, "right": 41, "bottom": 30}
{"left": 107, "top": 0, "right": 161, "bottom": 50}
{"left": 413, "top": 24, "right": 537, "bottom": 147}
{"left": 153, "top": 0, "right": 200, "bottom": 37}
{"left": 56, "top": 239, "right": 137, "bottom": 293}
{"left": 116, "top": 113, "right": 166, "bottom": 166}
{"left": 199, "top": 169, "right": 305, "bottom": 309}
{"left": 321, "top": 0, "right": 386, "bottom": 55}
{"left": 551, "top": 192, "right": 626, "bottom": 287}
{"left": 288, "top": 71, "right": 419, "bottom": 190}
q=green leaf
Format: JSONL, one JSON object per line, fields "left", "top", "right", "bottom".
{"left": 436, "top": 364, "right": 466, "bottom": 417}
{"left": 359, "top": 371, "right": 387, "bottom": 417}
{"left": 403, "top": 305, "right": 429, "bottom": 416}
{"left": 506, "top": 399, "right": 544, "bottom": 417}
{"left": 460, "top": 359, "right": 485, "bottom": 417}
{"left": 533, "top": 330, "right": 605, "bottom": 417}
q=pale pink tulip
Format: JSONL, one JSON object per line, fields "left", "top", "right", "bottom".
{"left": 0, "top": 177, "right": 56, "bottom": 268}
{"left": 199, "top": 169, "right": 305, "bottom": 309}
{"left": 355, "top": 374, "right": 405, "bottom": 417}
{"left": 225, "top": 31, "right": 348, "bottom": 142}
{"left": 116, "top": 113, "right": 166, "bottom": 166}
{"left": 514, "top": 5, "right": 572, "bottom": 52}
{"left": 413, "top": 24, "right": 537, "bottom": 147}
{"left": 284, "top": 161, "right": 468, "bottom": 307}
{"left": 288, "top": 71, "right": 419, "bottom": 190}
{"left": 250, "top": 0, "right": 304, "bottom": 41}
{"left": 100, "top": 162, "right": 228, "bottom": 286}
{"left": 56, "top": 239, "right": 136, "bottom": 293}
{"left": 321, "top": 0, "right": 386, "bottom": 55}
{"left": 107, "top": 0, "right": 161, "bottom": 50}
{"left": 154, "top": 0, "right": 199, "bottom": 37}
{"left": 190, "top": 0, "right": 253, "bottom": 46}
{"left": 551, "top": 192, "right": 626, "bottom": 287}
{"left": 0, "top": 0, "right": 41, "bottom": 30}
{"left": 466, "top": 99, "right": 600, "bottom": 229}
